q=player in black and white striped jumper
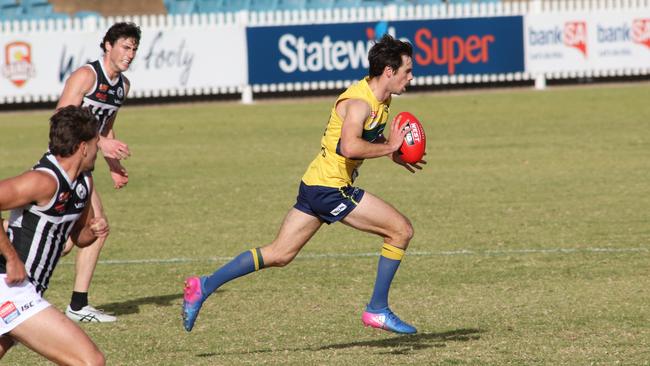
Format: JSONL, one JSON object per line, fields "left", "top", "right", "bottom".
{"left": 0, "top": 106, "right": 108, "bottom": 364}
{"left": 57, "top": 22, "right": 141, "bottom": 323}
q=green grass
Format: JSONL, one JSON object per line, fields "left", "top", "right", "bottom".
{"left": 1, "top": 84, "right": 649, "bottom": 365}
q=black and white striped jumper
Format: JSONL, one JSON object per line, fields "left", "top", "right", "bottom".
{"left": 0, "top": 153, "right": 92, "bottom": 294}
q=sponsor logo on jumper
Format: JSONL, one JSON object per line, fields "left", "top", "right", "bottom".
{"left": 0, "top": 301, "right": 20, "bottom": 324}
{"left": 330, "top": 203, "right": 347, "bottom": 216}
{"left": 20, "top": 301, "right": 35, "bottom": 312}
{"left": 55, "top": 192, "right": 71, "bottom": 213}
{"left": 3, "top": 41, "right": 36, "bottom": 87}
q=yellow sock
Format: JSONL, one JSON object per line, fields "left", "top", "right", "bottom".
{"left": 381, "top": 243, "right": 405, "bottom": 261}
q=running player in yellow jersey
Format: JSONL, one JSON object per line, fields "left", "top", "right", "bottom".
{"left": 183, "top": 34, "right": 425, "bottom": 334}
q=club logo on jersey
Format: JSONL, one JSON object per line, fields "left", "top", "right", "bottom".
{"left": 0, "top": 301, "right": 20, "bottom": 324}
{"left": 116, "top": 86, "right": 124, "bottom": 99}
{"left": 76, "top": 184, "right": 87, "bottom": 200}
{"left": 54, "top": 191, "right": 71, "bottom": 213}
{"left": 2, "top": 41, "right": 36, "bottom": 87}
{"left": 367, "top": 110, "right": 379, "bottom": 129}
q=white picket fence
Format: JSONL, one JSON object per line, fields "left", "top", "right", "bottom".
{"left": 3, "top": 0, "right": 649, "bottom": 32}
{"left": 1, "top": 0, "right": 648, "bottom": 104}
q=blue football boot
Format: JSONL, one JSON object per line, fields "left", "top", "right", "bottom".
{"left": 362, "top": 306, "right": 417, "bottom": 334}
{"left": 182, "top": 276, "right": 208, "bottom": 332}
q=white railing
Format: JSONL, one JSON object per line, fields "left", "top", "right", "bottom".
{"left": 2, "top": 0, "right": 648, "bottom": 31}
{"left": 1, "top": 0, "right": 649, "bottom": 105}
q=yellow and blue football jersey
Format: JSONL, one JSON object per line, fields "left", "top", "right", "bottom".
{"left": 302, "top": 77, "right": 391, "bottom": 188}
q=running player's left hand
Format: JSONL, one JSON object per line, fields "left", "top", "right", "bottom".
{"left": 391, "top": 151, "right": 427, "bottom": 173}
{"left": 99, "top": 137, "right": 131, "bottom": 160}
{"left": 89, "top": 217, "right": 109, "bottom": 239}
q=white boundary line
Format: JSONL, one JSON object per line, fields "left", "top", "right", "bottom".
{"left": 58, "top": 246, "right": 648, "bottom": 266}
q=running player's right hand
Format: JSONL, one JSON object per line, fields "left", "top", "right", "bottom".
{"left": 99, "top": 137, "right": 131, "bottom": 160}
{"left": 387, "top": 114, "right": 410, "bottom": 152}
{"left": 4, "top": 257, "right": 27, "bottom": 285}
{"left": 391, "top": 151, "right": 427, "bottom": 173}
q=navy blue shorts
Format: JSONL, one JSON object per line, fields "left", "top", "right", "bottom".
{"left": 294, "top": 181, "right": 365, "bottom": 224}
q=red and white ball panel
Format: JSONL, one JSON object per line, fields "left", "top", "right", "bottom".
{"left": 395, "top": 111, "right": 426, "bottom": 164}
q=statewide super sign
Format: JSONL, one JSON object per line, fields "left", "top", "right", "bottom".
{"left": 247, "top": 16, "right": 524, "bottom": 84}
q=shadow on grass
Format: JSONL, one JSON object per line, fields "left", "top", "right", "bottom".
{"left": 197, "top": 328, "right": 484, "bottom": 357}
{"left": 314, "top": 328, "right": 484, "bottom": 354}
{"left": 98, "top": 293, "right": 182, "bottom": 315}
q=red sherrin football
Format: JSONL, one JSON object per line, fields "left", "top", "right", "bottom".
{"left": 395, "top": 111, "right": 426, "bottom": 164}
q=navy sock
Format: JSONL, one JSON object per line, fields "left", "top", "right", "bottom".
{"left": 203, "top": 248, "right": 264, "bottom": 296}
{"left": 367, "top": 244, "right": 404, "bottom": 311}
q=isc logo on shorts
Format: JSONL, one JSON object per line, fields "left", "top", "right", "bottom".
{"left": 0, "top": 301, "right": 20, "bottom": 325}
{"left": 330, "top": 203, "right": 347, "bottom": 216}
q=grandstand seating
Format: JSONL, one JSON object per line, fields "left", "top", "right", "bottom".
{"left": 165, "top": 0, "right": 506, "bottom": 15}
{"left": 74, "top": 10, "right": 102, "bottom": 19}
{"left": 305, "top": 0, "right": 334, "bottom": 9}
{"left": 165, "top": 0, "right": 197, "bottom": 14}
{"left": 0, "top": 0, "right": 68, "bottom": 21}
{"left": 0, "top": 0, "right": 23, "bottom": 20}
{"left": 220, "top": 0, "right": 251, "bottom": 12}
{"left": 277, "top": 0, "right": 306, "bottom": 10}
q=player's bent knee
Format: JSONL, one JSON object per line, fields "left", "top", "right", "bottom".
{"left": 268, "top": 252, "right": 296, "bottom": 267}
{"left": 391, "top": 220, "right": 414, "bottom": 248}
{"left": 263, "top": 246, "right": 298, "bottom": 268}
{"left": 79, "top": 349, "right": 105, "bottom": 366}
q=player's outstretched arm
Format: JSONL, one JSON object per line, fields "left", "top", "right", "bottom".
{"left": 0, "top": 171, "right": 57, "bottom": 284}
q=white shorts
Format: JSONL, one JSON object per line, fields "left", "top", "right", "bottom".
{"left": 0, "top": 275, "right": 50, "bottom": 335}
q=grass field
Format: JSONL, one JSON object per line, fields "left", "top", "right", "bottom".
{"left": 1, "top": 83, "right": 649, "bottom": 365}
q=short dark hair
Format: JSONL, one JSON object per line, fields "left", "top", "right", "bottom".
{"left": 100, "top": 22, "right": 141, "bottom": 52}
{"left": 49, "top": 106, "right": 98, "bottom": 157}
{"left": 368, "top": 34, "right": 413, "bottom": 78}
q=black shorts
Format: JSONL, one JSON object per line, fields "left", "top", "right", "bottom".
{"left": 293, "top": 181, "right": 365, "bottom": 224}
